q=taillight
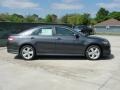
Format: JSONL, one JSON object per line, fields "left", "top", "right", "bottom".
{"left": 8, "top": 36, "right": 14, "bottom": 41}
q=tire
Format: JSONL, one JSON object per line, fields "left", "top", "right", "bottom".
{"left": 20, "top": 45, "right": 35, "bottom": 60}
{"left": 86, "top": 45, "right": 101, "bottom": 60}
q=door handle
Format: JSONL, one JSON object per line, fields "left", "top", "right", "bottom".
{"left": 56, "top": 38, "right": 61, "bottom": 40}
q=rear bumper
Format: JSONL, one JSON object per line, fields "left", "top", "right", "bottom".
{"left": 7, "top": 41, "right": 19, "bottom": 54}
{"left": 7, "top": 48, "right": 19, "bottom": 54}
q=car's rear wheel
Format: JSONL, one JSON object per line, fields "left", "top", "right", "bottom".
{"left": 20, "top": 45, "right": 35, "bottom": 60}
{"left": 86, "top": 45, "right": 101, "bottom": 60}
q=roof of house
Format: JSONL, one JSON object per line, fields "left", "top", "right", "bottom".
{"left": 95, "top": 19, "right": 120, "bottom": 26}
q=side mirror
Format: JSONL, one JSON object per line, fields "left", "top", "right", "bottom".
{"left": 74, "top": 34, "right": 79, "bottom": 39}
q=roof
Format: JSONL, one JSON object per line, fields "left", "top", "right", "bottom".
{"left": 95, "top": 19, "right": 120, "bottom": 26}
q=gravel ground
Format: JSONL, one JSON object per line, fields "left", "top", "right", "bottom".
{"left": 0, "top": 35, "right": 120, "bottom": 90}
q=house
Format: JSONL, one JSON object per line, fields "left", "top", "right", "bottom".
{"left": 94, "top": 19, "right": 120, "bottom": 34}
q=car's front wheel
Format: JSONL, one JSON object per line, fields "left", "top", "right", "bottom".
{"left": 86, "top": 45, "right": 101, "bottom": 60}
{"left": 20, "top": 45, "right": 35, "bottom": 60}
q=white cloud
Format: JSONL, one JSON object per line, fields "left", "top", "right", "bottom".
{"left": 113, "top": 0, "right": 120, "bottom": 2}
{"left": 97, "top": 3, "right": 120, "bottom": 9}
{"left": 52, "top": 3, "right": 83, "bottom": 10}
{"left": 97, "top": 0, "right": 120, "bottom": 9}
{"left": 52, "top": 0, "right": 83, "bottom": 10}
{"left": 0, "top": 0, "right": 39, "bottom": 9}
{"left": 62, "top": 0, "right": 79, "bottom": 3}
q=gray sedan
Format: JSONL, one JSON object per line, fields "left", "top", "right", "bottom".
{"left": 7, "top": 25, "right": 111, "bottom": 60}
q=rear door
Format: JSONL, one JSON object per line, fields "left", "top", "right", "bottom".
{"left": 31, "top": 26, "right": 56, "bottom": 54}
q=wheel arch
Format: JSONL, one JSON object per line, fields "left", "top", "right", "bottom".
{"left": 19, "top": 43, "right": 36, "bottom": 54}
{"left": 85, "top": 43, "right": 103, "bottom": 56}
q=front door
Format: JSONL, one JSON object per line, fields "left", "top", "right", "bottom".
{"left": 55, "top": 26, "right": 78, "bottom": 54}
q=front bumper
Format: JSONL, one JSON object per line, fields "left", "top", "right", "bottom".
{"left": 102, "top": 44, "right": 111, "bottom": 57}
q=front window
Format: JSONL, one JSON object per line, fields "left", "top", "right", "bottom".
{"left": 55, "top": 27, "right": 74, "bottom": 36}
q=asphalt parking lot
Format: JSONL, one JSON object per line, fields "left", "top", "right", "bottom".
{"left": 0, "top": 35, "right": 120, "bottom": 90}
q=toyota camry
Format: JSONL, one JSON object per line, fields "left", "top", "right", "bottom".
{"left": 7, "top": 25, "right": 111, "bottom": 60}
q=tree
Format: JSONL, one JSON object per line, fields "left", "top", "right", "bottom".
{"left": 67, "top": 14, "right": 77, "bottom": 25}
{"left": 51, "top": 14, "right": 57, "bottom": 23}
{"left": 108, "top": 12, "right": 120, "bottom": 20}
{"left": 32, "top": 14, "right": 39, "bottom": 22}
{"left": 62, "top": 14, "right": 91, "bottom": 25}
{"left": 96, "top": 8, "right": 109, "bottom": 23}
{"left": 25, "top": 16, "right": 35, "bottom": 23}
{"left": 25, "top": 14, "right": 41, "bottom": 23}
{"left": 0, "top": 13, "right": 11, "bottom": 22}
{"left": 45, "top": 14, "right": 53, "bottom": 23}
{"left": 61, "top": 14, "right": 69, "bottom": 23}
{"left": 81, "top": 13, "right": 91, "bottom": 25}
{"left": 90, "top": 18, "right": 97, "bottom": 25}
{"left": 45, "top": 14, "right": 58, "bottom": 23}
{"left": 9, "top": 14, "right": 24, "bottom": 22}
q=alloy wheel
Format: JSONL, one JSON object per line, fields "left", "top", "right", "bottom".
{"left": 21, "top": 45, "right": 35, "bottom": 60}
{"left": 86, "top": 45, "right": 101, "bottom": 60}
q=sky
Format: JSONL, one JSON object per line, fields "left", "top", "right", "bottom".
{"left": 0, "top": 0, "right": 120, "bottom": 17}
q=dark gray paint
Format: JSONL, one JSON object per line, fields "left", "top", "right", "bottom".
{"left": 7, "top": 25, "right": 111, "bottom": 57}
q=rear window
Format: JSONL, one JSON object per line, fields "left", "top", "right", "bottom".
{"left": 19, "top": 27, "right": 39, "bottom": 36}
{"left": 32, "top": 27, "right": 53, "bottom": 36}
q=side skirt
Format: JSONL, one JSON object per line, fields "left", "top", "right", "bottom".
{"left": 36, "top": 53, "right": 84, "bottom": 56}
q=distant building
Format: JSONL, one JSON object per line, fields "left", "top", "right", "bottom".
{"left": 94, "top": 19, "right": 120, "bottom": 34}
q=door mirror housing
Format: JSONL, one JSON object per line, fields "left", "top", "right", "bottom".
{"left": 74, "top": 34, "right": 79, "bottom": 39}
